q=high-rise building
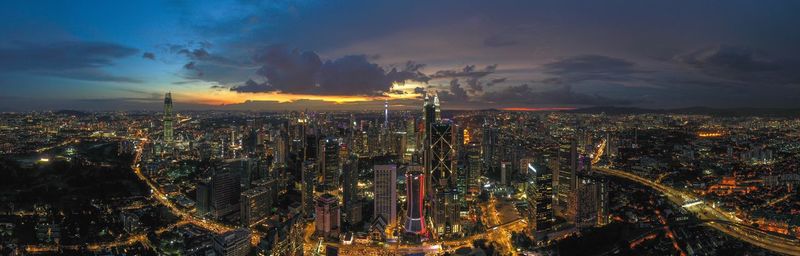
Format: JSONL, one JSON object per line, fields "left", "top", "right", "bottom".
{"left": 427, "top": 121, "right": 460, "bottom": 236}
{"left": 163, "top": 92, "right": 174, "bottom": 143}
{"left": 240, "top": 185, "right": 273, "bottom": 226}
{"left": 404, "top": 167, "right": 426, "bottom": 235}
{"left": 213, "top": 229, "right": 251, "bottom": 256}
{"left": 575, "top": 174, "right": 610, "bottom": 228}
{"left": 555, "top": 139, "right": 578, "bottom": 219}
{"left": 373, "top": 164, "right": 397, "bottom": 228}
{"left": 526, "top": 164, "right": 554, "bottom": 237}
{"left": 196, "top": 180, "right": 211, "bottom": 216}
{"left": 342, "top": 155, "right": 359, "bottom": 224}
{"left": 301, "top": 161, "right": 316, "bottom": 218}
{"left": 481, "top": 123, "right": 499, "bottom": 177}
{"left": 465, "top": 142, "right": 482, "bottom": 201}
{"left": 211, "top": 171, "right": 241, "bottom": 219}
{"left": 318, "top": 137, "right": 340, "bottom": 193}
{"left": 315, "top": 193, "right": 341, "bottom": 238}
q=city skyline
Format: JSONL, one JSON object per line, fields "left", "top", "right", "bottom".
{"left": 2, "top": 1, "right": 800, "bottom": 111}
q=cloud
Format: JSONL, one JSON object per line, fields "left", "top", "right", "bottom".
{"left": 483, "top": 34, "right": 518, "bottom": 48}
{"left": 482, "top": 84, "right": 634, "bottom": 106}
{"left": 0, "top": 41, "right": 142, "bottom": 83}
{"left": 232, "top": 45, "right": 429, "bottom": 95}
{"left": 438, "top": 78, "right": 469, "bottom": 102}
{"left": 542, "top": 55, "right": 641, "bottom": 83}
{"left": 142, "top": 52, "right": 156, "bottom": 60}
{"left": 674, "top": 45, "right": 800, "bottom": 85}
{"left": 0, "top": 41, "right": 138, "bottom": 71}
{"left": 44, "top": 69, "right": 142, "bottom": 83}
{"left": 431, "top": 64, "right": 499, "bottom": 93}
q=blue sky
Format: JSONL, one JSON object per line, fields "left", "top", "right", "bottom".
{"left": 1, "top": 0, "right": 800, "bottom": 111}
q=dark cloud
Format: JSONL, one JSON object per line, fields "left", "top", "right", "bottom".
{"left": 233, "top": 45, "right": 429, "bottom": 95}
{"left": 0, "top": 41, "right": 142, "bottom": 83}
{"left": 0, "top": 41, "right": 137, "bottom": 70}
{"left": 482, "top": 84, "right": 634, "bottom": 106}
{"left": 142, "top": 52, "right": 156, "bottom": 60}
{"left": 318, "top": 55, "right": 394, "bottom": 95}
{"left": 542, "top": 55, "right": 640, "bottom": 83}
{"left": 483, "top": 34, "right": 518, "bottom": 48}
{"left": 438, "top": 78, "right": 469, "bottom": 102}
{"left": 432, "top": 64, "right": 499, "bottom": 93}
{"left": 183, "top": 61, "right": 203, "bottom": 77}
{"left": 674, "top": 45, "right": 800, "bottom": 85}
{"left": 386, "top": 61, "right": 430, "bottom": 83}
{"left": 231, "top": 79, "right": 271, "bottom": 93}
{"left": 44, "top": 69, "right": 142, "bottom": 83}
{"left": 486, "top": 78, "right": 507, "bottom": 87}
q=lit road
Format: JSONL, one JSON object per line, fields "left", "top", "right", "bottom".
{"left": 131, "top": 138, "right": 236, "bottom": 235}
{"left": 594, "top": 167, "right": 800, "bottom": 256}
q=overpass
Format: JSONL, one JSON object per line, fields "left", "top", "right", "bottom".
{"left": 594, "top": 167, "right": 800, "bottom": 255}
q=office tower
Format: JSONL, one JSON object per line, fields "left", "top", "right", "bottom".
{"left": 240, "top": 186, "right": 272, "bottom": 226}
{"left": 374, "top": 164, "right": 398, "bottom": 228}
{"left": 526, "top": 165, "right": 554, "bottom": 236}
{"left": 404, "top": 167, "right": 426, "bottom": 235}
{"left": 427, "top": 121, "right": 460, "bottom": 236}
{"left": 500, "top": 161, "right": 512, "bottom": 186}
{"left": 481, "top": 123, "right": 499, "bottom": 177}
{"left": 465, "top": 142, "right": 482, "bottom": 201}
{"left": 196, "top": 180, "right": 211, "bottom": 216}
{"left": 428, "top": 122, "right": 455, "bottom": 192}
{"left": 404, "top": 118, "right": 417, "bottom": 161}
{"left": 163, "top": 92, "right": 174, "bottom": 143}
{"left": 575, "top": 174, "right": 610, "bottom": 228}
{"left": 302, "top": 161, "right": 316, "bottom": 218}
{"left": 422, "top": 94, "right": 439, "bottom": 138}
{"left": 384, "top": 100, "right": 389, "bottom": 128}
{"left": 555, "top": 139, "right": 578, "bottom": 219}
{"left": 520, "top": 157, "right": 535, "bottom": 176}
{"left": 342, "top": 155, "right": 359, "bottom": 224}
{"left": 213, "top": 229, "right": 251, "bottom": 256}
{"left": 211, "top": 171, "right": 241, "bottom": 219}
{"left": 315, "top": 193, "right": 341, "bottom": 238}
{"left": 273, "top": 133, "right": 287, "bottom": 166}
{"left": 318, "top": 137, "right": 340, "bottom": 193}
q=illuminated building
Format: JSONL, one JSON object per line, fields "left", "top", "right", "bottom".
{"left": 315, "top": 193, "right": 341, "bottom": 238}
{"left": 163, "top": 92, "right": 174, "bottom": 143}
{"left": 575, "top": 174, "right": 609, "bottom": 228}
{"left": 301, "top": 161, "right": 316, "bottom": 218}
{"left": 213, "top": 229, "right": 251, "bottom": 256}
{"left": 525, "top": 163, "right": 554, "bottom": 236}
{"left": 211, "top": 170, "right": 241, "bottom": 219}
{"left": 342, "top": 155, "right": 359, "bottom": 224}
{"left": 374, "top": 164, "right": 398, "bottom": 228}
{"left": 318, "top": 137, "right": 340, "bottom": 193}
{"left": 240, "top": 186, "right": 272, "bottom": 226}
{"left": 404, "top": 167, "right": 426, "bottom": 235}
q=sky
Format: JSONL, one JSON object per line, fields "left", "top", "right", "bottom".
{"left": 1, "top": 0, "right": 800, "bottom": 111}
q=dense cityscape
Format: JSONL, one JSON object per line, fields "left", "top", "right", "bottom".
{"left": 1, "top": 93, "right": 799, "bottom": 255}
{"left": 3, "top": 1, "right": 800, "bottom": 255}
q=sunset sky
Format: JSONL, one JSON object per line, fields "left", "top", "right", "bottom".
{"left": 1, "top": 1, "right": 800, "bottom": 111}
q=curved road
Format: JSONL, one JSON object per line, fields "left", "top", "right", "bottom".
{"left": 594, "top": 167, "right": 800, "bottom": 256}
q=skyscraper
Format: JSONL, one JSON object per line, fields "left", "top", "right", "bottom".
{"left": 213, "top": 229, "right": 251, "bottom": 256}
{"left": 526, "top": 163, "right": 554, "bottom": 237}
{"left": 315, "top": 193, "right": 341, "bottom": 238}
{"left": 428, "top": 121, "right": 460, "bottom": 236}
{"left": 301, "top": 161, "right": 316, "bottom": 218}
{"left": 318, "top": 137, "right": 340, "bottom": 193}
{"left": 373, "top": 164, "right": 397, "bottom": 229}
{"left": 404, "top": 167, "right": 426, "bottom": 235}
{"left": 163, "top": 92, "right": 174, "bottom": 143}
{"left": 211, "top": 170, "right": 241, "bottom": 219}
{"left": 342, "top": 155, "right": 359, "bottom": 224}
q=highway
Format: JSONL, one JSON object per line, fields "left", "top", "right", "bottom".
{"left": 594, "top": 166, "right": 800, "bottom": 256}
